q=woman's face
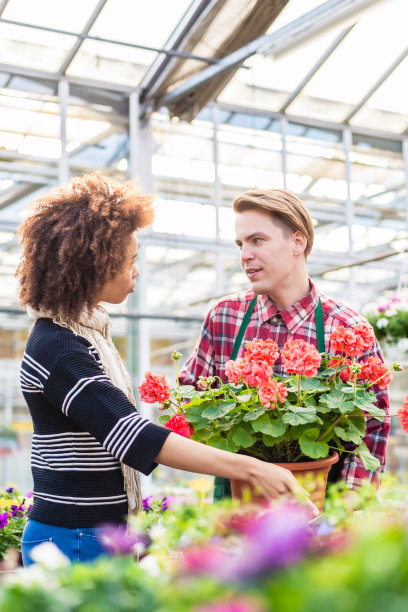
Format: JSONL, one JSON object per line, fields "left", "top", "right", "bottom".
{"left": 97, "top": 232, "right": 139, "bottom": 305}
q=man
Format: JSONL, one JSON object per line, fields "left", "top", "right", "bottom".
{"left": 179, "top": 189, "right": 389, "bottom": 493}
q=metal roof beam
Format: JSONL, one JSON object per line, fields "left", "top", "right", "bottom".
{"left": 344, "top": 46, "right": 408, "bottom": 124}
{"left": 139, "top": 0, "right": 219, "bottom": 101}
{"left": 161, "top": 0, "right": 385, "bottom": 108}
{"left": 279, "top": 24, "right": 354, "bottom": 113}
{"left": 58, "top": 0, "right": 109, "bottom": 75}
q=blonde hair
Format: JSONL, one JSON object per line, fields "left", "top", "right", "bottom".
{"left": 233, "top": 189, "right": 314, "bottom": 258}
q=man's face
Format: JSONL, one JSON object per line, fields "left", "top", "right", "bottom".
{"left": 235, "top": 208, "right": 300, "bottom": 297}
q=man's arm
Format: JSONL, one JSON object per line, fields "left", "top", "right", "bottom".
{"left": 339, "top": 341, "right": 390, "bottom": 489}
{"left": 179, "top": 309, "right": 216, "bottom": 385}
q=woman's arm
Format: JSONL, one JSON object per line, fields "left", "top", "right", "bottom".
{"left": 156, "top": 432, "right": 311, "bottom": 504}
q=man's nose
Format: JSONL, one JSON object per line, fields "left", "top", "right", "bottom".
{"left": 240, "top": 244, "right": 254, "bottom": 262}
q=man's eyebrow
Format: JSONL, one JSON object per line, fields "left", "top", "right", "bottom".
{"left": 235, "top": 232, "right": 267, "bottom": 244}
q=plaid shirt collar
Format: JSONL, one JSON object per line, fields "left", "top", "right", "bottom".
{"left": 256, "top": 279, "right": 320, "bottom": 334}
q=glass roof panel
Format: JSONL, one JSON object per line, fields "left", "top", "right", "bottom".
{"left": 288, "top": 0, "right": 408, "bottom": 121}
{"left": 218, "top": 27, "right": 340, "bottom": 112}
{"left": 3, "top": 0, "right": 101, "bottom": 32}
{"left": 350, "top": 55, "right": 408, "bottom": 133}
{"left": 66, "top": 39, "right": 157, "bottom": 85}
{"left": 266, "top": 0, "right": 327, "bottom": 33}
{"left": 0, "top": 23, "right": 76, "bottom": 71}
{"left": 89, "top": 0, "right": 192, "bottom": 48}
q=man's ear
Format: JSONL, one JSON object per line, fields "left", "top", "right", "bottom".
{"left": 292, "top": 231, "right": 307, "bottom": 256}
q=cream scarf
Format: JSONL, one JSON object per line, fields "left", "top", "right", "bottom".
{"left": 31, "top": 306, "right": 142, "bottom": 516}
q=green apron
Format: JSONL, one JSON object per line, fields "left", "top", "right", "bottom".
{"left": 213, "top": 296, "right": 326, "bottom": 502}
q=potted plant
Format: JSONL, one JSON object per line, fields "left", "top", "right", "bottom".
{"left": 366, "top": 296, "right": 408, "bottom": 356}
{"left": 138, "top": 325, "right": 402, "bottom": 508}
{"left": 0, "top": 487, "right": 32, "bottom": 568}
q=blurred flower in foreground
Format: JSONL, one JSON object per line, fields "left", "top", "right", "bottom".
{"left": 182, "top": 504, "right": 310, "bottom": 582}
{"left": 100, "top": 524, "right": 150, "bottom": 557}
{"left": 196, "top": 598, "right": 265, "bottom": 612}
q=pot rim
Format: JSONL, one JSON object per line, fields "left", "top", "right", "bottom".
{"left": 274, "top": 450, "right": 339, "bottom": 470}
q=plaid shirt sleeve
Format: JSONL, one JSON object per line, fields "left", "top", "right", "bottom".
{"left": 179, "top": 309, "right": 216, "bottom": 385}
{"left": 336, "top": 339, "right": 390, "bottom": 489}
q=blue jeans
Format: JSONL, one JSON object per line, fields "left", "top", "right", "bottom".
{"left": 21, "top": 519, "right": 108, "bottom": 566}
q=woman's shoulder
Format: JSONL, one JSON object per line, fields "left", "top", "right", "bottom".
{"left": 25, "top": 318, "right": 91, "bottom": 368}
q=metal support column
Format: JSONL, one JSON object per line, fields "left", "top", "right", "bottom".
{"left": 213, "top": 104, "right": 224, "bottom": 296}
{"left": 128, "top": 91, "right": 153, "bottom": 495}
{"left": 343, "top": 127, "right": 356, "bottom": 307}
{"left": 281, "top": 117, "right": 288, "bottom": 190}
{"left": 58, "top": 79, "right": 69, "bottom": 184}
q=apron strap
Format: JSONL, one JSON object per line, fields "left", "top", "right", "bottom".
{"left": 230, "top": 296, "right": 258, "bottom": 361}
{"left": 315, "top": 298, "right": 325, "bottom": 353}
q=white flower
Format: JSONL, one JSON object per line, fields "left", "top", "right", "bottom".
{"left": 149, "top": 523, "right": 166, "bottom": 540}
{"left": 29, "top": 541, "right": 70, "bottom": 570}
{"left": 139, "top": 553, "right": 161, "bottom": 577}
{"left": 377, "top": 317, "right": 389, "bottom": 329}
{"left": 397, "top": 338, "right": 408, "bottom": 353}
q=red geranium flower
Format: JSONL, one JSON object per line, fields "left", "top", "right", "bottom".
{"left": 359, "top": 356, "right": 393, "bottom": 389}
{"left": 137, "top": 371, "right": 171, "bottom": 404}
{"left": 165, "top": 413, "right": 193, "bottom": 438}
{"left": 328, "top": 357, "right": 352, "bottom": 382}
{"left": 243, "top": 359, "right": 273, "bottom": 387}
{"left": 225, "top": 358, "right": 248, "bottom": 384}
{"left": 258, "top": 379, "right": 288, "bottom": 409}
{"left": 353, "top": 323, "right": 376, "bottom": 351}
{"left": 398, "top": 396, "right": 408, "bottom": 433}
{"left": 329, "top": 325, "right": 367, "bottom": 358}
{"left": 281, "top": 339, "right": 321, "bottom": 378}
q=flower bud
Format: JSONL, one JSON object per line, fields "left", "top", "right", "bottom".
{"left": 171, "top": 351, "right": 183, "bottom": 361}
{"left": 349, "top": 364, "right": 361, "bottom": 374}
{"left": 392, "top": 362, "right": 403, "bottom": 372}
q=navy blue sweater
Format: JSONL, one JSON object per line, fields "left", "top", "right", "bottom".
{"left": 21, "top": 318, "right": 171, "bottom": 528}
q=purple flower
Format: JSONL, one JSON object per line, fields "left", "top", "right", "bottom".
{"left": 10, "top": 504, "right": 25, "bottom": 518}
{"left": 142, "top": 496, "right": 153, "bottom": 511}
{"left": 0, "top": 512, "right": 9, "bottom": 528}
{"left": 183, "top": 504, "right": 310, "bottom": 582}
{"left": 99, "top": 524, "right": 151, "bottom": 556}
{"left": 5, "top": 487, "right": 13, "bottom": 493}
{"left": 160, "top": 496, "right": 170, "bottom": 511}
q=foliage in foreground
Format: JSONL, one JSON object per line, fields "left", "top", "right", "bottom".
{"left": 2, "top": 481, "right": 408, "bottom": 611}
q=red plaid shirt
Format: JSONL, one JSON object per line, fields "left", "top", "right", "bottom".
{"left": 179, "top": 280, "right": 390, "bottom": 489}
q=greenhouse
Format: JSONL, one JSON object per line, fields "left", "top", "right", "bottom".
{"left": 0, "top": 0, "right": 408, "bottom": 609}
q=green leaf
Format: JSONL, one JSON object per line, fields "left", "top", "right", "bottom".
{"left": 299, "top": 428, "right": 329, "bottom": 459}
{"left": 177, "top": 385, "right": 197, "bottom": 398}
{"left": 231, "top": 426, "right": 256, "bottom": 448}
{"left": 243, "top": 406, "right": 265, "bottom": 421}
{"left": 356, "top": 440, "right": 381, "bottom": 471}
{"left": 251, "top": 413, "right": 281, "bottom": 436}
{"left": 202, "top": 401, "right": 236, "bottom": 420}
{"left": 319, "top": 391, "right": 351, "bottom": 414}
{"left": 334, "top": 419, "right": 364, "bottom": 445}
{"left": 191, "top": 428, "right": 212, "bottom": 442}
{"left": 282, "top": 405, "right": 317, "bottom": 426}
{"left": 236, "top": 393, "right": 252, "bottom": 403}
{"left": 184, "top": 404, "right": 210, "bottom": 422}
{"left": 262, "top": 433, "right": 286, "bottom": 447}
{"left": 208, "top": 434, "right": 238, "bottom": 453}
{"left": 299, "top": 378, "right": 327, "bottom": 392}
{"left": 158, "top": 414, "right": 170, "bottom": 425}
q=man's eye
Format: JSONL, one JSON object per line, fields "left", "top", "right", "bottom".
{"left": 253, "top": 237, "right": 263, "bottom": 244}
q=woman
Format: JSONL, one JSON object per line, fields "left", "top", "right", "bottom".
{"left": 17, "top": 173, "right": 306, "bottom": 566}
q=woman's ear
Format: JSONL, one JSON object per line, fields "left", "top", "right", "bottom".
{"left": 292, "top": 231, "right": 307, "bottom": 256}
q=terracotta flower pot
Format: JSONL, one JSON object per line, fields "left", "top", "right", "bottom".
{"left": 230, "top": 452, "right": 339, "bottom": 513}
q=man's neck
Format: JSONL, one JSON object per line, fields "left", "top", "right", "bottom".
{"left": 268, "top": 276, "right": 311, "bottom": 311}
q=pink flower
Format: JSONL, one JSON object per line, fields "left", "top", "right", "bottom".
{"left": 243, "top": 359, "right": 273, "bottom": 387}
{"left": 165, "top": 413, "right": 193, "bottom": 438}
{"left": 258, "top": 379, "right": 287, "bottom": 409}
{"left": 398, "top": 396, "right": 408, "bottom": 433}
{"left": 225, "top": 358, "right": 248, "bottom": 384}
{"left": 138, "top": 371, "right": 171, "bottom": 404}
{"left": 353, "top": 323, "right": 376, "bottom": 351}
{"left": 281, "top": 339, "right": 321, "bottom": 377}
{"left": 244, "top": 338, "right": 279, "bottom": 367}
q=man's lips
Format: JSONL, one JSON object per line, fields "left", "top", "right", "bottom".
{"left": 245, "top": 268, "right": 262, "bottom": 278}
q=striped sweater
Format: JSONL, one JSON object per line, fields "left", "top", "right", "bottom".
{"left": 21, "top": 318, "right": 171, "bottom": 528}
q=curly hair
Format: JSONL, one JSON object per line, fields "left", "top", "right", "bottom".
{"left": 16, "top": 173, "right": 154, "bottom": 321}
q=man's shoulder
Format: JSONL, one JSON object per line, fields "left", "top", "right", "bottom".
{"left": 320, "top": 292, "right": 369, "bottom": 327}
